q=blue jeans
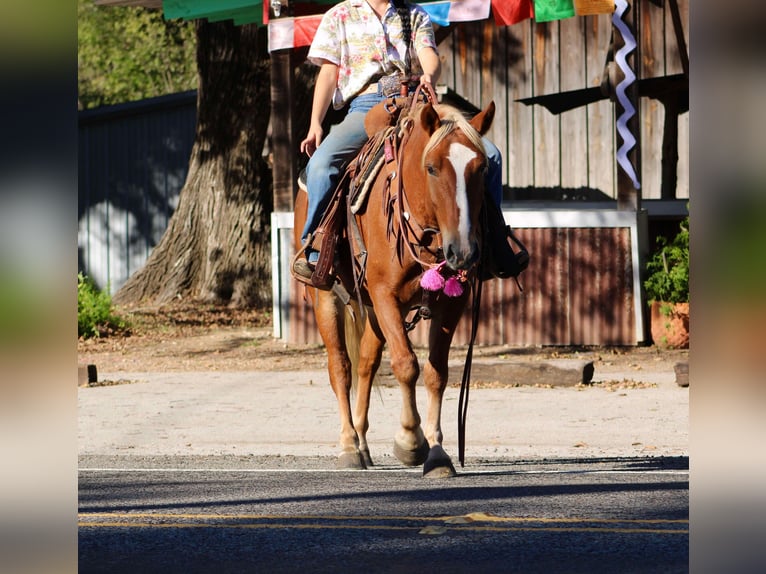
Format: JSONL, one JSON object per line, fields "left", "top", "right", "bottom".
{"left": 301, "top": 95, "right": 504, "bottom": 247}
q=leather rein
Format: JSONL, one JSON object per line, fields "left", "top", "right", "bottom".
{"left": 387, "top": 83, "right": 444, "bottom": 268}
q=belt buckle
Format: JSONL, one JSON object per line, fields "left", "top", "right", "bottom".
{"left": 378, "top": 75, "right": 402, "bottom": 97}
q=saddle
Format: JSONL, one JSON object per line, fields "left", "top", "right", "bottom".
{"left": 293, "top": 96, "right": 415, "bottom": 292}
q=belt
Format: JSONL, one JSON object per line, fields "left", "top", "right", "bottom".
{"left": 358, "top": 75, "right": 417, "bottom": 98}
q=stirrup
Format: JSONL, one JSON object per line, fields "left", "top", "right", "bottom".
{"left": 290, "top": 234, "right": 315, "bottom": 285}
{"left": 507, "top": 226, "right": 530, "bottom": 274}
{"left": 292, "top": 258, "right": 315, "bottom": 282}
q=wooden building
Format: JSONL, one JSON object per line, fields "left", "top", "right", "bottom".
{"left": 95, "top": 0, "right": 689, "bottom": 346}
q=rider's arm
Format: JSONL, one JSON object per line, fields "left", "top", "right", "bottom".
{"left": 417, "top": 47, "right": 440, "bottom": 86}
{"left": 300, "top": 60, "right": 338, "bottom": 156}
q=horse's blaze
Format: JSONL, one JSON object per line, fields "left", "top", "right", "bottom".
{"left": 445, "top": 141, "right": 479, "bottom": 267}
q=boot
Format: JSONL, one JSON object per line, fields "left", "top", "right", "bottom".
{"left": 481, "top": 194, "right": 530, "bottom": 280}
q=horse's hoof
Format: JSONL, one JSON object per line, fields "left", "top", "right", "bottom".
{"left": 337, "top": 450, "right": 367, "bottom": 470}
{"left": 360, "top": 448, "right": 374, "bottom": 468}
{"left": 393, "top": 439, "right": 429, "bottom": 467}
{"left": 423, "top": 445, "right": 457, "bottom": 478}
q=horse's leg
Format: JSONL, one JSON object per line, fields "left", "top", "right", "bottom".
{"left": 314, "top": 289, "right": 366, "bottom": 469}
{"left": 352, "top": 309, "right": 385, "bottom": 467}
{"left": 420, "top": 299, "right": 466, "bottom": 478}
{"left": 369, "top": 290, "right": 428, "bottom": 467}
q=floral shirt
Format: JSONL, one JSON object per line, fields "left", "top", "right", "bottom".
{"left": 308, "top": 0, "right": 438, "bottom": 109}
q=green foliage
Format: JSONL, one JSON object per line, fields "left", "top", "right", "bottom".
{"left": 78, "top": 0, "right": 197, "bottom": 109}
{"left": 78, "top": 274, "right": 129, "bottom": 338}
{"left": 644, "top": 217, "right": 689, "bottom": 304}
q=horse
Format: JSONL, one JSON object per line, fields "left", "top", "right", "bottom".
{"left": 293, "top": 92, "right": 495, "bottom": 478}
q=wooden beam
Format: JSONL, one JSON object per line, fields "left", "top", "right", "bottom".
{"left": 667, "top": 0, "right": 689, "bottom": 78}
{"left": 270, "top": 47, "right": 297, "bottom": 211}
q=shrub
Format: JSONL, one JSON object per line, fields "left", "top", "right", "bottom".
{"left": 644, "top": 217, "right": 689, "bottom": 305}
{"left": 78, "top": 274, "right": 128, "bottom": 338}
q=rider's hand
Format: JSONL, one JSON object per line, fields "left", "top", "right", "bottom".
{"left": 300, "top": 125, "right": 323, "bottom": 158}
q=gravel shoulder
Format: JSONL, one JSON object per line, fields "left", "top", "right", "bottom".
{"left": 78, "top": 303, "right": 688, "bottom": 382}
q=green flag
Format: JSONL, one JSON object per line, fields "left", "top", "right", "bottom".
{"left": 533, "top": 0, "right": 576, "bottom": 22}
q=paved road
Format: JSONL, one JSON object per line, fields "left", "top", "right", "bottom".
{"left": 79, "top": 456, "right": 688, "bottom": 574}
{"left": 78, "top": 365, "right": 688, "bottom": 572}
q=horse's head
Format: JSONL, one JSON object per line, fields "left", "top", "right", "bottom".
{"left": 414, "top": 101, "right": 495, "bottom": 272}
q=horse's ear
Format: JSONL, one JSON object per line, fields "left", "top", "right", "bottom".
{"left": 469, "top": 101, "right": 495, "bottom": 136}
{"left": 420, "top": 103, "right": 441, "bottom": 135}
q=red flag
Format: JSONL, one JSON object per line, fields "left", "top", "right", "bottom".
{"left": 293, "top": 16, "right": 322, "bottom": 48}
{"left": 491, "top": 0, "right": 534, "bottom": 26}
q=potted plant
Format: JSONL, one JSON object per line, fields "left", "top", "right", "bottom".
{"left": 644, "top": 216, "right": 689, "bottom": 349}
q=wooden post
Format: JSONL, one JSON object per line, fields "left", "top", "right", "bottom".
{"left": 269, "top": 2, "right": 297, "bottom": 212}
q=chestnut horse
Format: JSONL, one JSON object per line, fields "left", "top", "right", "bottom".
{"left": 293, "top": 97, "right": 495, "bottom": 478}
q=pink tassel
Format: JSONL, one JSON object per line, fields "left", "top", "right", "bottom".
{"left": 443, "top": 276, "right": 464, "bottom": 297}
{"left": 421, "top": 265, "right": 445, "bottom": 291}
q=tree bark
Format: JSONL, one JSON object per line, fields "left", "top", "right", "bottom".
{"left": 115, "top": 21, "right": 272, "bottom": 308}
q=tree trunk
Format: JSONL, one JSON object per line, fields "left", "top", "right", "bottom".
{"left": 114, "top": 21, "right": 272, "bottom": 308}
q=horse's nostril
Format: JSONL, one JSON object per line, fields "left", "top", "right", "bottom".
{"left": 446, "top": 245, "right": 456, "bottom": 261}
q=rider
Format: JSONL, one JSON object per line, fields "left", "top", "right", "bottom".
{"left": 293, "top": 0, "right": 516, "bottom": 282}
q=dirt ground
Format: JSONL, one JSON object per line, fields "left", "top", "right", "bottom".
{"left": 78, "top": 303, "right": 688, "bottom": 381}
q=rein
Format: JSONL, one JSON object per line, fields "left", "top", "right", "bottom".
{"left": 390, "top": 83, "right": 443, "bottom": 269}
{"left": 457, "top": 270, "right": 482, "bottom": 467}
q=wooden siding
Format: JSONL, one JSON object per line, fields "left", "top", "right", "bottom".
{"left": 437, "top": 6, "right": 688, "bottom": 201}
{"left": 274, "top": 209, "right": 644, "bottom": 347}
{"left": 78, "top": 92, "right": 197, "bottom": 293}
{"left": 275, "top": 5, "right": 688, "bottom": 347}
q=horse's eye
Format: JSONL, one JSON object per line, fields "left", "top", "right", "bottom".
{"left": 426, "top": 164, "right": 437, "bottom": 176}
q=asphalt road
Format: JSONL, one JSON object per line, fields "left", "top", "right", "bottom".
{"left": 79, "top": 455, "right": 688, "bottom": 574}
{"left": 79, "top": 362, "right": 688, "bottom": 572}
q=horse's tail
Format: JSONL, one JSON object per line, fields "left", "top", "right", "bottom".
{"left": 343, "top": 300, "right": 366, "bottom": 395}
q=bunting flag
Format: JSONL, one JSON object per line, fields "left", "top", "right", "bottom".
{"left": 573, "top": 0, "right": 614, "bottom": 16}
{"left": 267, "top": 0, "right": 615, "bottom": 52}
{"left": 421, "top": 0, "right": 491, "bottom": 26}
{"left": 269, "top": 15, "right": 321, "bottom": 51}
{"left": 532, "top": 0, "right": 576, "bottom": 22}
{"left": 491, "top": 0, "right": 534, "bottom": 26}
{"left": 269, "top": 1, "right": 497, "bottom": 52}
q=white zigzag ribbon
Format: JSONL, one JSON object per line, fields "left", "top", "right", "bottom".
{"left": 612, "top": 0, "right": 641, "bottom": 189}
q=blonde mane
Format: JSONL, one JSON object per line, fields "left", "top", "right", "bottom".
{"left": 421, "top": 104, "right": 486, "bottom": 165}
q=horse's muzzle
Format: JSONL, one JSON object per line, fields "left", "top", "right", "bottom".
{"left": 445, "top": 239, "right": 479, "bottom": 271}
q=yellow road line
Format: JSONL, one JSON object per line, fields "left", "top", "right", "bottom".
{"left": 79, "top": 512, "right": 688, "bottom": 526}
{"left": 78, "top": 521, "right": 687, "bottom": 535}
{"left": 78, "top": 513, "right": 688, "bottom": 535}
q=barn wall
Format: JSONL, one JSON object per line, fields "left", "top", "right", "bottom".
{"left": 437, "top": 5, "right": 688, "bottom": 201}
{"left": 273, "top": 209, "right": 646, "bottom": 347}
{"left": 275, "top": 4, "right": 688, "bottom": 347}
{"left": 78, "top": 91, "right": 197, "bottom": 293}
